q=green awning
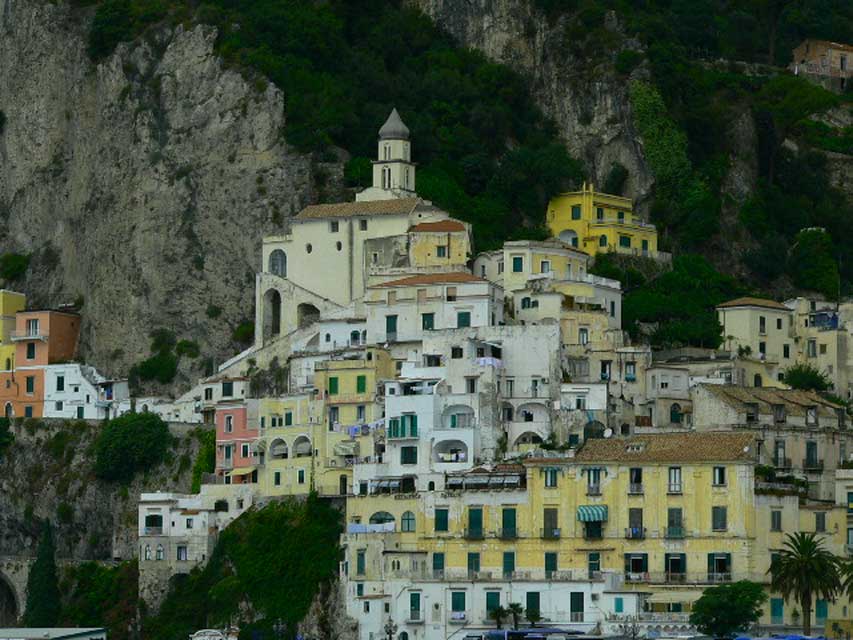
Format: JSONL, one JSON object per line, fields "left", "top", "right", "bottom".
{"left": 577, "top": 505, "right": 608, "bottom": 522}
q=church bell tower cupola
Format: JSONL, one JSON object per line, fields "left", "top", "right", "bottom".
{"left": 356, "top": 108, "right": 417, "bottom": 202}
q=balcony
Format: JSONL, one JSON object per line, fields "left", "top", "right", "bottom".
{"left": 587, "top": 484, "right": 602, "bottom": 496}
{"left": 803, "top": 458, "right": 824, "bottom": 472}
{"left": 541, "top": 527, "right": 561, "bottom": 540}
{"left": 449, "top": 612, "right": 467, "bottom": 624}
{"left": 464, "top": 528, "right": 485, "bottom": 540}
{"left": 708, "top": 572, "right": 732, "bottom": 583}
{"left": 625, "top": 527, "right": 646, "bottom": 540}
{"left": 628, "top": 483, "right": 643, "bottom": 495}
{"left": 498, "top": 527, "right": 518, "bottom": 540}
{"left": 625, "top": 572, "right": 650, "bottom": 583}
{"left": 665, "top": 526, "right": 686, "bottom": 539}
{"left": 667, "top": 483, "right": 682, "bottom": 494}
{"left": 9, "top": 330, "right": 48, "bottom": 342}
{"left": 774, "top": 456, "right": 792, "bottom": 470}
{"left": 143, "top": 527, "right": 163, "bottom": 536}
{"left": 665, "top": 572, "right": 687, "bottom": 584}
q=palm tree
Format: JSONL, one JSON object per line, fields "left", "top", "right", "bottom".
{"left": 490, "top": 605, "right": 508, "bottom": 629}
{"left": 507, "top": 602, "right": 524, "bottom": 630}
{"left": 768, "top": 532, "right": 841, "bottom": 635}
{"left": 526, "top": 608, "right": 542, "bottom": 628}
{"left": 841, "top": 557, "right": 853, "bottom": 600}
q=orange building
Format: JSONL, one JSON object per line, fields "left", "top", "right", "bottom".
{"left": 0, "top": 309, "right": 81, "bottom": 418}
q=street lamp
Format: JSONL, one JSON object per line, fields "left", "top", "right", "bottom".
{"left": 383, "top": 619, "right": 398, "bottom": 640}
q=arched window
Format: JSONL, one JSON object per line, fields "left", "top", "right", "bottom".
{"left": 401, "top": 511, "right": 416, "bottom": 532}
{"left": 268, "top": 249, "right": 287, "bottom": 277}
{"left": 399, "top": 633, "right": 409, "bottom": 640}
{"left": 325, "top": 333, "right": 331, "bottom": 343}
{"left": 350, "top": 331, "right": 360, "bottom": 345}
{"left": 427, "top": 481, "right": 435, "bottom": 491}
{"left": 336, "top": 241, "right": 342, "bottom": 251}
{"left": 521, "top": 297, "right": 532, "bottom": 310}
{"left": 670, "top": 403, "right": 682, "bottom": 424}
{"left": 369, "top": 511, "right": 395, "bottom": 525}
{"left": 144, "top": 544, "right": 151, "bottom": 560}
{"left": 155, "top": 544, "right": 164, "bottom": 561}
{"left": 599, "top": 235, "right": 608, "bottom": 247}
{"left": 754, "top": 374, "right": 763, "bottom": 387}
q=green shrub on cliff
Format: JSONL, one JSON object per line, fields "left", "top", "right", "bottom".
{"left": 143, "top": 496, "right": 342, "bottom": 640}
{"left": 94, "top": 412, "right": 171, "bottom": 483}
{"left": 23, "top": 521, "right": 61, "bottom": 626}
{"left": 190, "top": 428, "right": 215, "bottom": 493}
{"left": 0, "top": 418, "right": 13, "bottom": 461}
{"left": 60, "top": 561, "right": 139, "bottom": 640}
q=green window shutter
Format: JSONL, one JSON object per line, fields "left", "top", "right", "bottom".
{"left": 411, "top": 414, "right": 418, "bottom": 436}
{"left": 435, "top": 509, "right": 448, "bottom": 532}
{"left": 450, "top": 414, "right": 457, "bottom": 428}
{"left": 457, "top": 311, "right": 471, "bottom": 328}
{"left": 569, "top": 592, "right": 583, "bottom": 614}
{"left": 486, "top": 591, "right": 500, "bottom": 613}
{"left": 390, "top": 418, "right": 399, "bottom": 438}
{"left": 356, "top": 375, "right": 366, "bottom": 393}
{"left": 571, "top": 205, "right": 581, "bottom": 219}
{"left": 433, "top": 552, "right": 445, "bottom": 571}
{"left": 502, "top": 508, "right": 516, "bottom": 532}
{"left": 356, "top": 550, "right": 365, "bottom": 575}
{"left": 410, "top": 592, "right": 421, "bottom": 612}
{"left": 285, "top": 412, "right": 292, "bottom": 426}
{"left": 422, "top": 313, "right": 434, "bottom": 330}
{"left": 526, "top": 591, "right": 540, "bottom": 613}
{"left": 615, "top": 597, "right": 623, "bottom": 614}
{"left": 545, "top": 552, "right": 558, "bottom": 574}
{"left": 512, "top": 256, "right": 523, "bottom": 272}
{"left": 386, "top": 315, "right": 398, "bottom": 333}
{"left": 503, "top": 552, "right": 515, "bottom": 575}
{"left": 451, "top": 592, "right": 466, "bottom": 612}
{"left": 467, "top": 553, "right": 480, "bottom": 573}
{"left": 469, "top": 508, "right": 483, "bottom": 532}
{"left": 641, "top": 554, "right": 648, "bottom": 572}
{"left": 328, "top": 377, "right": 338, "bottom": 395}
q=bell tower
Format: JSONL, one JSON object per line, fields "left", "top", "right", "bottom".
{"left": 356, "top": 108, "right": 417, "bottom": 202}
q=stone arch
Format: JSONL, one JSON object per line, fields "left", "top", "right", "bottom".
{"left": 293, "top": 435, "right": 312, "bottom": 457}
{"left": 558, "top": 229, "right": 579, "bottom": 247}
{"left": 670, "top": 403, "right": 682, "bottom": 424}
{"left": 268, "top": 249, "right": 287, "bottom": 277}
{"left": 269, "top": 438, "right": 288, "bottom": 460}
{"left": 0, "top": 572, "right": 18, "bottom": 626}
{"left": 514, "top": 431, "right": 543, "bottom": 447}
{"left": 3, "top": 403, "right": 11, "bottom": 419}
{"left": 369, "top": 511, "right": 395, "bottom": 524}
{"left": 263, "top": 289, "right": 282, "bottom": 340}
{"left": 297, "top": 303, "right": 320, "bottom": 329}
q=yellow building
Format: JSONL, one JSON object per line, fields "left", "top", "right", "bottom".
{"left": 0, "top": 290, "right": 25, "bottom": 371}
{"left": 407, "top": 219, "right": 472, "bottom": 268}
{"left": 547, "top": 183, "right": 661, "bottom": 258}
{"left": 474, "top": 239, "right": 590, "bottom": 294}
{"left": 341, "top": 432, "right": 850, "bottom": 635}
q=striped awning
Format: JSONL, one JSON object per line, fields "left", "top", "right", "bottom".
{"left": 577, "top": 505, "right": 608, "bottom": 522}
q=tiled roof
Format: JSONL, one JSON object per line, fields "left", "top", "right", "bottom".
{"left": 699, "top": 384, "right": 842, "bottom": 416}
{"left": 296, "top": 197, "right": 420, "bottom": 219}
{"left": 574, "top": 432, "right": 757, "bottom": 464}
{"left": 373, "top": 272, "right": 485, "bottom": 287}
{"left": 799, "top": 39, "right": 853, "bottom": 53}
{"left": 409, "top": 219, "right": 466, "bottom": 233}
{"left": 716, "top": 296, "right": 789, "bottom": 311}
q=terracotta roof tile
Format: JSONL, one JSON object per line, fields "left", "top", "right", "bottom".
{"left": 373, "top": 272, "right": 485, "bottom": 287}
{"left": 409, "top": 219, "right": 467, "bottom": 233}
{"left": 574, "top": 432, "right": 757, "bottom": 464}
{"left": 296, "top": 197, "right": 420, "bottom": 219}
{"left": 699, "top": 384, "right": 842, "bottom": 416}
{"left": 716, "top": 297, "right": 789, "bottom": 311}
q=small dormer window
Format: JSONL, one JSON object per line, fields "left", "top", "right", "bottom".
{"left": 745, "top": 403, "right": 759, "bottom": 423}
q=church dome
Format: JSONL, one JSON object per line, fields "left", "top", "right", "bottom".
{"left": 378, "top": 108, "right": 410, "bottom": 140}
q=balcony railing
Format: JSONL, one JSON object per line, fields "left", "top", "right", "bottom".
{"left": 774, "top": 456, "right": 792, "bottom": 469}
{"left": 464, "top": 528, "right": 485, "bottom": 540}
{"left": 803, "top": 458, "right": 824, "bottom": 472}
{"left": 625, "top": 527, "right": 646, "bottom": 540}
{"left": 498, "top": 527, "right": 518, "bottom": 540}
{"left": 143, "top": 526, "right": 163, "bottom": 535}
{"left": 628, "top": 483, "right": 643, "bottom": 494}
{"left": 665, "top": 526, "right": 686, "bottom": 539}
{"left": 449, "top": 612, "right": 467, "bottom": 624}
{"left": 9, "top": 330, "right": 48, "bottom": 342}
{"left": 570, "top": 612, "right": 585, "bottom": 622}
{"left": 667, "top": 483, "right": 682, "bottom": 494}
{"left": 708, "top": 572, "right": 732, "bottom": 583}
{"left": 665, "top": 572, "right": 686, "bottom": 584}
{"left": 625, "top": 572, "right": 650, "bottom": 583}
{"left": 407, "top": 610, "right": 423, "bottom": 624}
{"left": 541, "top": 527, "right": 561, "bottom": 540}
{"left": 587, "top": 484, "right": 602, "bottom": 496}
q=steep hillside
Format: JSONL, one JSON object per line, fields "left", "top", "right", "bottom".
{"left": 0, "top": 0, "right": 326, "bottom": 388}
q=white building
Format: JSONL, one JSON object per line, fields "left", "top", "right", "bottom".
{"left": 42, "top": 364, "right": 128, "bottom": 420}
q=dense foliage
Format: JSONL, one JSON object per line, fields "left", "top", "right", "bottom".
{"left": 190, "top": 427, "right": 216, "bottom": 492}
{"left": 143, "top": 496, "right": 342, "bottom": 640}
{"left": 689, "top": 580, "right": 767, "bottom": 638}
{"left": 0, "top": 252, "right": 30, "bottom": 281}
{"left": 784, "top": 362, "right": 832, "bottom": 392}
{"left": 0, "top": 417, "right": 12, "bottom": 461}
{"left": 60, "top": 562, "right": 139, "bottom": 640}
{"left": 23, "top": 521, "right": 61, "bottom": 626}
{"left": 592, "top": 253, "right": 746, "bottom": 347}
{"left": 94, "top": 412, "right": 172, "bottom": 483}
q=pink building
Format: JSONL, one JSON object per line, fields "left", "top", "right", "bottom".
{"left": 215, "top": 400, "right": 259, "bottom": 485}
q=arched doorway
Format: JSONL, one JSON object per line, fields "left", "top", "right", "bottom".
{"left": 263, "top": 289, "right": 282, "bottom": 340}
{"left": 297, "top": 303, "right": 320, "bottom": 329}
{"left": 559, "top": 229, "right": 579, "bottom": 248}
{"left": 0, "top": 574, "right": 17, "bottom": 625}
{"left": 4, "top": 403, "right": 11, "bottom": 419}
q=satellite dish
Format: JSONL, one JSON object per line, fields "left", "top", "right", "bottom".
{"left": 603, "top": 428, "right": 613, "bottom": 438}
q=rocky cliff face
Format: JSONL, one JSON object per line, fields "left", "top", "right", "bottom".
{"left": 408, "top": 0, "right": 656, "bottom": 211}
{"left": 0, "top": 0, "right": 333, "bottom": 388}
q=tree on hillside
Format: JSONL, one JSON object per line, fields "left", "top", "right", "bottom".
{"left": 769, "top": 532, "right": 841, "bottom": 635}
{"left": 784, "top": 363, "right": 832, "bottom": 392}
{"left": 23, "top": 521, "right": 61, "bottom": 626}
{"left": 689, "top": 580, "right": 766, "bottom": 638}
{"left": 788, "top": 228, "right": 840, "bottom": 300}
{"left": 94, "top": 412, "right": 171, "bottom": 484}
